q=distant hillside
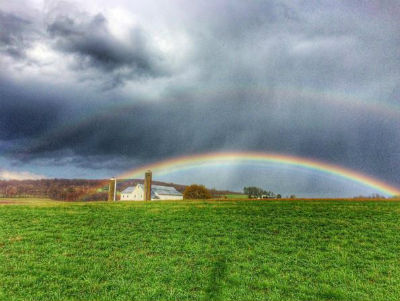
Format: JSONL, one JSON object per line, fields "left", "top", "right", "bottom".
{"left": 0, "top": 179, "right": 242, "bottom": 201}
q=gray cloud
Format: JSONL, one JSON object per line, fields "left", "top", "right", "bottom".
{"left": 46, "top": 12, "right": 167, "bottom": 87}
{"left": 0, "top": 0, "right": 399, "bottom": 194}
{"left": 0, "top": 78, "right": 62, "bottom": 140}
{"left": 0, "top": 10, "right": 34, "bottom": 59}
{"left": 4, "top": 90, "right": 396, "bottom": 187}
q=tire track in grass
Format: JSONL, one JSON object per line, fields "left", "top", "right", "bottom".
{"left": 205, "top": 256, "right": 228, "bottom": 301}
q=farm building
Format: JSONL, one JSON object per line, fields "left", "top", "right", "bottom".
{"left": 121, "top": 184, "right": 183, "bottom": 201}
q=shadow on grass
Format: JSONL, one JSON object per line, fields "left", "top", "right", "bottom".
{"left": 205, "top": 256, "right": 228, "bottom": 301}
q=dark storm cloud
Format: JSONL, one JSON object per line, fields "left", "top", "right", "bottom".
{"left": 0, "top": 78, "right": 62, "bottom": 140}
{"left": 11, "top": 91, "right": 399, "bottom": 186}
{"left": 22, "top": 100, "right": 224, "bottom": 159}
{"left": 1, "top": 0, "right": 400, "bottom": 192}
{"left": 0, "top": 97, "right": 59, "bottom": 140}
{"left": 0, "top": 10, "right": 34, "bottom": 59}
{"left": 46, "top": 12, "right": 167, "bottom": 86}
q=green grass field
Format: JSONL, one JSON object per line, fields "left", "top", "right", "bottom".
{"left": 224, "top": 194, "right": 248, "bottom": 199}
{"left": 1, "top": 198, "right": 400, "bottom": 300}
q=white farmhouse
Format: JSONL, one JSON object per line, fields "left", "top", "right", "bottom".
{"left": 120, "top": 184, "right": 183, "bottom": 201}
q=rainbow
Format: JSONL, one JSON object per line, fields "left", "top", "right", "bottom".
{"left": 118, "top": 151, "right": 400, "bottom": 196}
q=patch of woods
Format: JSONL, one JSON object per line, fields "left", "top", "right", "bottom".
{"left": 0, "top": 179, "right": 109, "bottom": 201}
{"left": 353, "top": 193, "right": 391, "bottom": 199}
{"left": 242, "top": 186, "right": 395, "bottom": 199}
{"left": 243, "top": 186, "right": 285, "bottom": 199}
{"left": 183, "top": 185, "right": 212, "bottom": 199}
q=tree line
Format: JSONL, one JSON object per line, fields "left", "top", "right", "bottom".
{"left": 243, "top": 186, "right": 285, "bottom": 199}
{"left": 0, "top": 179, "right": 108, "bottom": 201}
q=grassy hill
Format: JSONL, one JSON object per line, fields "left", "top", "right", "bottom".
{"left": 1, "top": 198, "right": 400, "bottom": 300}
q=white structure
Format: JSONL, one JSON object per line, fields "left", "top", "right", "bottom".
{"left": 120, "top": 184, "right": 183, "bottom": 201}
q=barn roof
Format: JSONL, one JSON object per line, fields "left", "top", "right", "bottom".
{"left": 121, "top": 187, "right": 134, "bottom": 193}
{"left": 152, "top": 185, "right": 183, "bottom": 196}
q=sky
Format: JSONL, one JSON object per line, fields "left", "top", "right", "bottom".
{"left": 0, "top": 0, "right": 399, "bottom": 197}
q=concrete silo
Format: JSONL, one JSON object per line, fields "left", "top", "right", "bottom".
{"left": 108, "top": 177, "right": 116, "bottom": 201}
{"left": 144, "top": 170, "right": 152, "bottom": 201}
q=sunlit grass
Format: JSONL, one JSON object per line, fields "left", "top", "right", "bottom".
{"left": 224, "top": 194, "right": 248, "bottom": 199}
{"left": 0, "top": 198, "right": 59, "bottom": 206}
{"left": 1, "top": 199, "right": 400, "bottom": 300}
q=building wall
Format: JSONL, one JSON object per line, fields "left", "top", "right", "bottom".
{"left": 156, "top": 194, "right": 183, "bottom": 200}
{"left": 133, "top": 185, "right": 144, "bottom": 200}
{"left": 121, "top": 186, "right": 144, "bottom": 201}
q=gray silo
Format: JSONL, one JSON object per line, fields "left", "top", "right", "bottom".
{"left": 144, "top": 170, "right": 152, "bottom": 201}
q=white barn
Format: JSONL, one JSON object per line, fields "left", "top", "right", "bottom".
{"left": 120, "top": 184, "right": 183, "bottom": 201}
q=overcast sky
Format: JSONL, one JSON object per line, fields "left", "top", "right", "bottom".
{"left": 0, "top": 0, "right": 399, "bottom": 196}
